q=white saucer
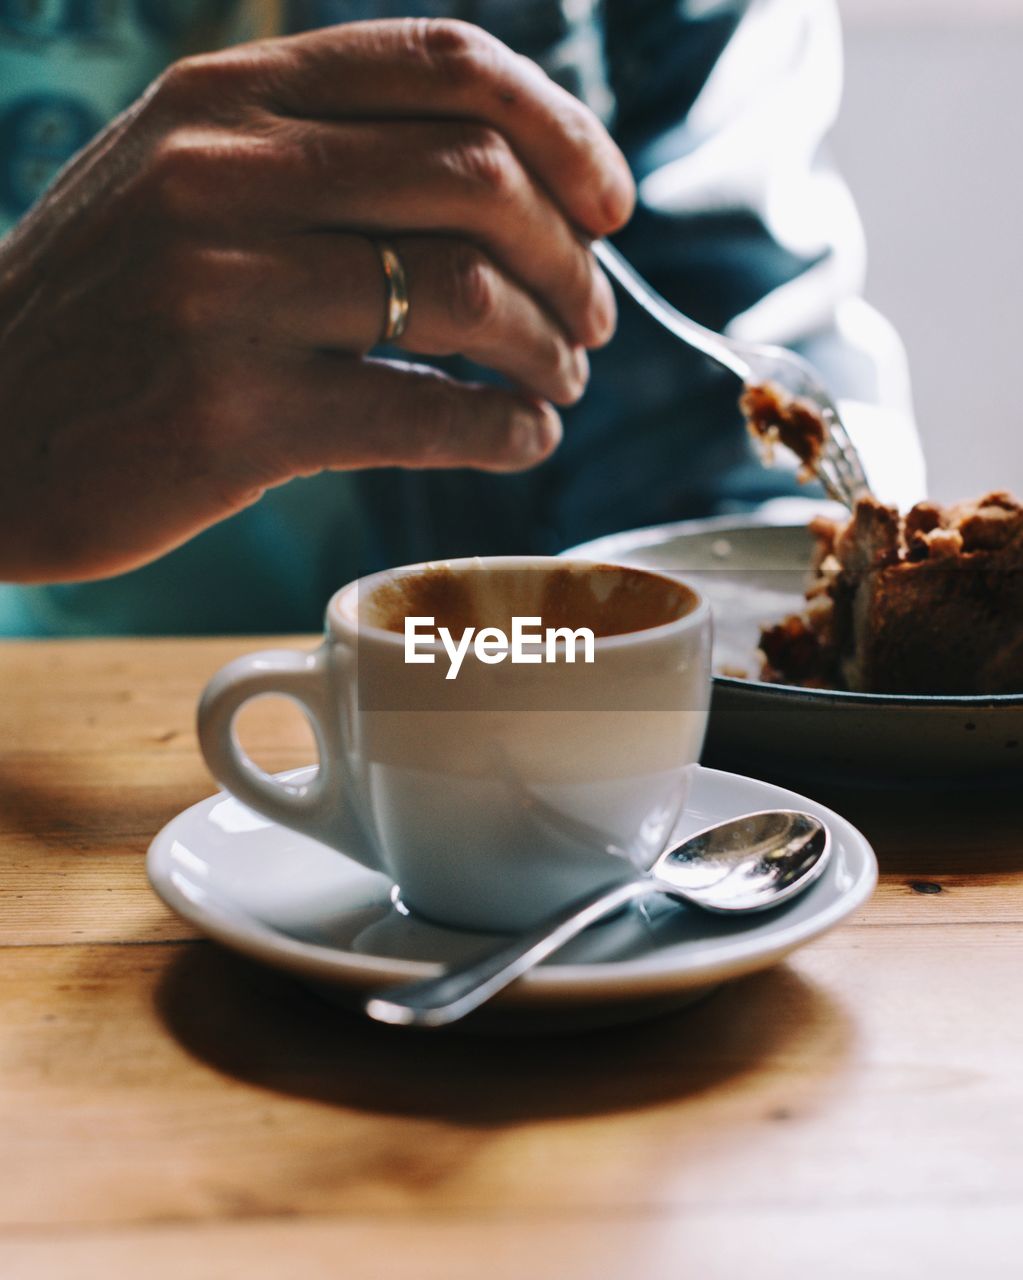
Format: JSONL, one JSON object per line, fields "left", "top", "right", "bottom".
{"left": 147, "top": 766, "right": 876, "bottom": 1031}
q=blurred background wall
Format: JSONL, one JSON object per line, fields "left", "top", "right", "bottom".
{"left": 835, "top": 0, "right": 1023, "bottom": 501}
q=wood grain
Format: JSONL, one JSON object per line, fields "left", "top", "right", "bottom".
{"left": 1, "top": 638, "right": 1022, "bottom": 1277}
{"left": 5, "top": 1211, "right": 1023, "bottom": 1280}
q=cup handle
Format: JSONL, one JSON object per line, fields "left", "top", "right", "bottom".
{"left": 197, "top": 646, "right": 380, "bottom": 870}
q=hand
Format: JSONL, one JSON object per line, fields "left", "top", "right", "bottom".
{"left": 0, "top": 18, "right": 634, "bottom": 582}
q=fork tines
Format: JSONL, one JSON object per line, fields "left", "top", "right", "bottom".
{"left": 820, "top": 412, "right": 871, "bottom": 509}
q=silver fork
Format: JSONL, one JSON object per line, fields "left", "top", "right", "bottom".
{"left": 592, "top": 239, "right": 873, "bottom": 509}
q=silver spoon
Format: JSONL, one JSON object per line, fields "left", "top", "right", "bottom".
{"left": 364, "top": 809, "right": 830, "bottom": 1028}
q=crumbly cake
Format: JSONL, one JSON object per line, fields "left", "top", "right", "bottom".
{"left": 741, "top": 382, "right": 827, "bottom": 481}
{"left": 759, "top": 492, "right": 1023, "bottom": 694}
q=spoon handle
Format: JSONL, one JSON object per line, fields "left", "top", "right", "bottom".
{"left": 364, "top": 877, "right": 661, "bottom": 1028}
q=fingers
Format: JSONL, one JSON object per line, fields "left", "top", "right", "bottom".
{"left": 390, "top": 238, "right": 590, "bottom": 406}
{"left": 272, "top": 354, "right": 563, "bottom": 474}
{"left": 264, "top": 233, "right": 588, "bottom": 406}
{"left": 251, "top": 18, "right": 635, "bottom": 238}
{"left": 245, "top": 118, "right": 618, "bottom": 350}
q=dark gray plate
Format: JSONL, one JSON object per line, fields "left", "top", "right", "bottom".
{"left": 565, "top": 512, "right": 1023, "bottom": 785}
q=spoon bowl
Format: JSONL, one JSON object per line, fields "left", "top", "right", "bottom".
{"left": 365, "top": 809, "right": 830, "bottom": 1028}
{"left": 656, "top": 809, "right": 830, "bottom": 913}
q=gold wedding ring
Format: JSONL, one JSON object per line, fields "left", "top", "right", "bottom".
{"left": 374, "top": 239, "right": 410, "bottom": 343}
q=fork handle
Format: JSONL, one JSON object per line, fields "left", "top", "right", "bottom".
{"left": 592, "top": 240, "right": 752, "bottom": 381}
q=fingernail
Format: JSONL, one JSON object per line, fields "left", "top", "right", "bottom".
{"left": 572, "top": 345, "right": 590, "bottom": 392}
{"left": 557, "top": 345, "right": 588, "bottom": 405}
{"left": 601, "top": 168, "right": 636, "bottom": 230}
{"left": 539, "top": 405, "right": 564, "bottom": 453}
{"left": 591, "top": 263, "right": 617, "bottom": 341}
{"left": 519, "top": 403, "right": 562, "bottom": 461}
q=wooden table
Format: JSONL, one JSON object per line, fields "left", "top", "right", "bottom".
{"left": 2, "top": 638, "right": 1022, "bottom": 1279}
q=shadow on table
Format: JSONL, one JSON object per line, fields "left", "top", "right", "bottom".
{"left": 789, "top": 778, "right": 1023, "bottom": 877}
{"left": 155, "top": 944, "right": 852, "bottom": 1122}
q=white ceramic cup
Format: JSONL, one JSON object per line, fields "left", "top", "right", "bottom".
{"left": 198, "top": 556, "right": 712, "bottom": 932}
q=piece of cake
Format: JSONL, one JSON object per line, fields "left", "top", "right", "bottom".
{"left": 759, "top": 492, "right": 1023, "bottom": 694}
{"left": 740, "top": 382, "right": 827, "bottom": 481}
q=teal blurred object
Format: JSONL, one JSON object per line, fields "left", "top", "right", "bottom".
{"left": 0, "top": 471, "right": 368, "bottom": 637}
